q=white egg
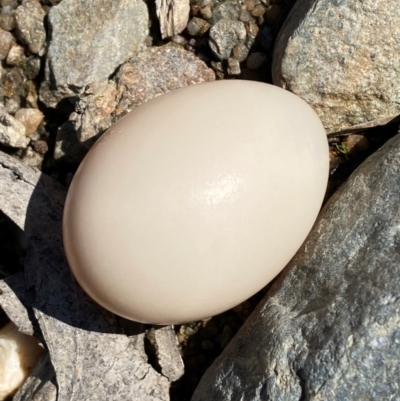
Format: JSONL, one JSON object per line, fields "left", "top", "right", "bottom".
{"left": 63, "top": 80, "right": 329, "bottom": 325}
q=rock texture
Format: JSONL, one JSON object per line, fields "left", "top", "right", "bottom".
{"left": 55, "top": 45, "right": 215, "bottom": 163}
{"left": 15, "top": 0, "right": 46, "bottom": 55}
{"left": 209, "top": 19, "right": 246, "bottom": 60}
{"left": 192, "top": 132, "right": 400, "bottom": 401}
{"left": 0, "top": 151, "right": 184, "bottom": 401}
{"left": 43, "top": 0, "right": 148, "bottom": 100}
{"left": 273, "top": 0, "right": 400, "bottom": 134}
{"left": 156, "top": 0, "right": 190, "bottom": 38}
{"left": 0, "top": 106, "right": 29, "bottom": 148}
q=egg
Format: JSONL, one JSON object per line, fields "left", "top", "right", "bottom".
{"left": 63, "top": 80, "right": 329, "bottom": 325}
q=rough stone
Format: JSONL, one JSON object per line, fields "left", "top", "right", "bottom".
{"left": 154, "top": 326, "right": 185, "bottom": 382}
{"left": 45, "top": 0, "right": 149, "bottom": 90}
{"left": 187, "top": 17, "right": 211, "bottom": 36}
{"left": 21, "top": 146, "right": 43, "bottom": 168}
{"left": 55, "top": 45, "right": 215, "bottom": 163}
{"left": 227, "top": 57, "right": 240, "bottom": 75}
{"left": 0, "top": 13, "right": 16, "bottom": 31}
{"left": 232, "top": 42, "right": 249, "bottom": 62}
{"left": 14, "top": 108, "right": 43, "bottom": 136}
{"left": 273, "top": 0, "right": 400, "bottom": 134}
{"left": 15, "top": 0, "right": 46, "bottom": 54}
{"left": 0, "top": 106, "right": 29, "bottom": 148}
{"left": 6, "top": 43, "right": 25, "bottom": 66}
{"left": 209, "top": 0, "right": 241, "bottom": 24}
{"left": 156, "top": 0, "right": 190, "bottom": 38}
{"left": 0, "top": 27, "right": 13, "bottom": 60}
{"left": 192, "top": 133, "right": 400, "bottom": 401}
{"left": 209, "top": 19, "right": 246, "bottom": 60}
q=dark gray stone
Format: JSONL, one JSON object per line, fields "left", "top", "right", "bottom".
{"left": 192, "top": 132, "right": 400, "bottom": 401}
{"left": 272, "top": 0, "right": 400, "bottom": 134}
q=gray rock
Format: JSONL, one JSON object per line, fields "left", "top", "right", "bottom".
{"left": 154, "top": 326, "right": 185, "bottom": 382}
{"left": 227, "top": 57, "right": 240, "bottom": 75}
{"left": 192, "top": 132, "right": 400, "bottom": 401}
{"left": 0, "top": 27, "right": 13, "bottom": 60}
{"left": 156, "top": 0, "right": 190, "bottom": 38}
{"left": 187, "top": 17, "right": 211, "bottom": 36}
{"left": 0, "top": 12, "right": 16, "bottom": 31}
{"left": 45, "top": 0, "right": 149, "bottom": 90}
{"left": 6, "top": 42, "right": 25, "bottom": 66}
{"left": 272, "top": 0, "right": 400, "bottom": 134}
{"left": 55, "top": 45, "right": 215, "bottom": 163}
{"left": 0, "top": 106, "right": 29, "bottom": 148}
{"left": 209, "top": 19, "right": 246, "bottom": 60}
{"left": 209, "top": 0, "right": 241, "bottom": 24}
{"left": 15, "top": 0, "right": 46, "bottom": 54}
{"left": 232, "top": 42, "right": 248, "bottom": 62}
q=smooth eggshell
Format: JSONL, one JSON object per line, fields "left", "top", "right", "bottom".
{"left": 63, "top": 80, "right": 329, "bottom": 325}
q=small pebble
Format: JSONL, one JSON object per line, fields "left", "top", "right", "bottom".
{"left": 244, "top": 0, "right": 258, "bottom": 11}
{"left": 232, "top": 42, "right": 249, "bottom": 62}
{"left": 251, "top": 4, "right": 267, "bottom": 17}
{"left": 0, "top": 27, "right": 12, "bottom": 60}
{"left": 200, "top": 5, "right": 212, "bottom": 20}
{"left": 21, "top": 145, "right": 43, "bottom": 167}
{"left": 187, "top": 17, "right": 211, "bottom": 36}
{"left": 239, "top": 8, "right": 253, "bottom": 23}
{"left": 0, "top": 13, "right": 15, "bottom": 31}
{"left": 245, "top": 21, "right": 259, "bottom": 48}
{"left": 343, "top": 134, "right": 369, "bottom": 155}
{"left": 4, "top": 97, "right": 20, "bottom": 114}
{"left": 227, "top": 58, "right": 241, "bottom": 75}
{"left": 14, "top": 108, "right": 44, "bottom": 136}
{"left": 171, "top": 35, "right": 186, "bottom": 45}
{"left": 185, "top": 326, "right": 196, "bottom": 336}
{"left": 6, "top": 43, "right": 25, "bottom": 66}
{"left": 33, "top": 139, "right": 48, "bottom": 155}
{"left": 246, "top": 52, "right": 266, "bottom": 69}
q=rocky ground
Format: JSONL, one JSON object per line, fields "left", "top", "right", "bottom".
{"left": 0, "top": 0, "right": 399, "bottom": 400}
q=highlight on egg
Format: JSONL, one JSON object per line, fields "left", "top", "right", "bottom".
{"left": 63, "top": 80, "right": 329, "bottom": 325}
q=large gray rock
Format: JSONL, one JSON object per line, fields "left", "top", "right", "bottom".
{"left": 273, "top": 0, "right": 400, "bottom": 134}
{"left": 192, "top": 132, "right": 400, "bottom": 401}
{"left": 54, "top": 45, "right": 215, "bottom": 163}
{"left": 44, "top": 0, "right": 148, "bottom": 93}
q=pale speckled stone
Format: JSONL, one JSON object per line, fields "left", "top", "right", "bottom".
{"left": 0, "top": 107, "right": 29, "bottom": 148}
{"left": 0, "top": 27, "right": 13, "bottom": 60}
{"left": 209, "top": 19, "right": 246, "bottom": 60}
{"left": 192, "top": 133, "right": 400, "bottom": 401}
{"left": 14, "top": 108, "right": 43, "bottom": 136}
{"left": 45, "top": 0, "right": 149, "bottom": 89}
{"left": 273, "top": 0, "right": 400, "bottom": 134}
{"left": 15, "top": 0, "right": 46, "bottom": 54}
